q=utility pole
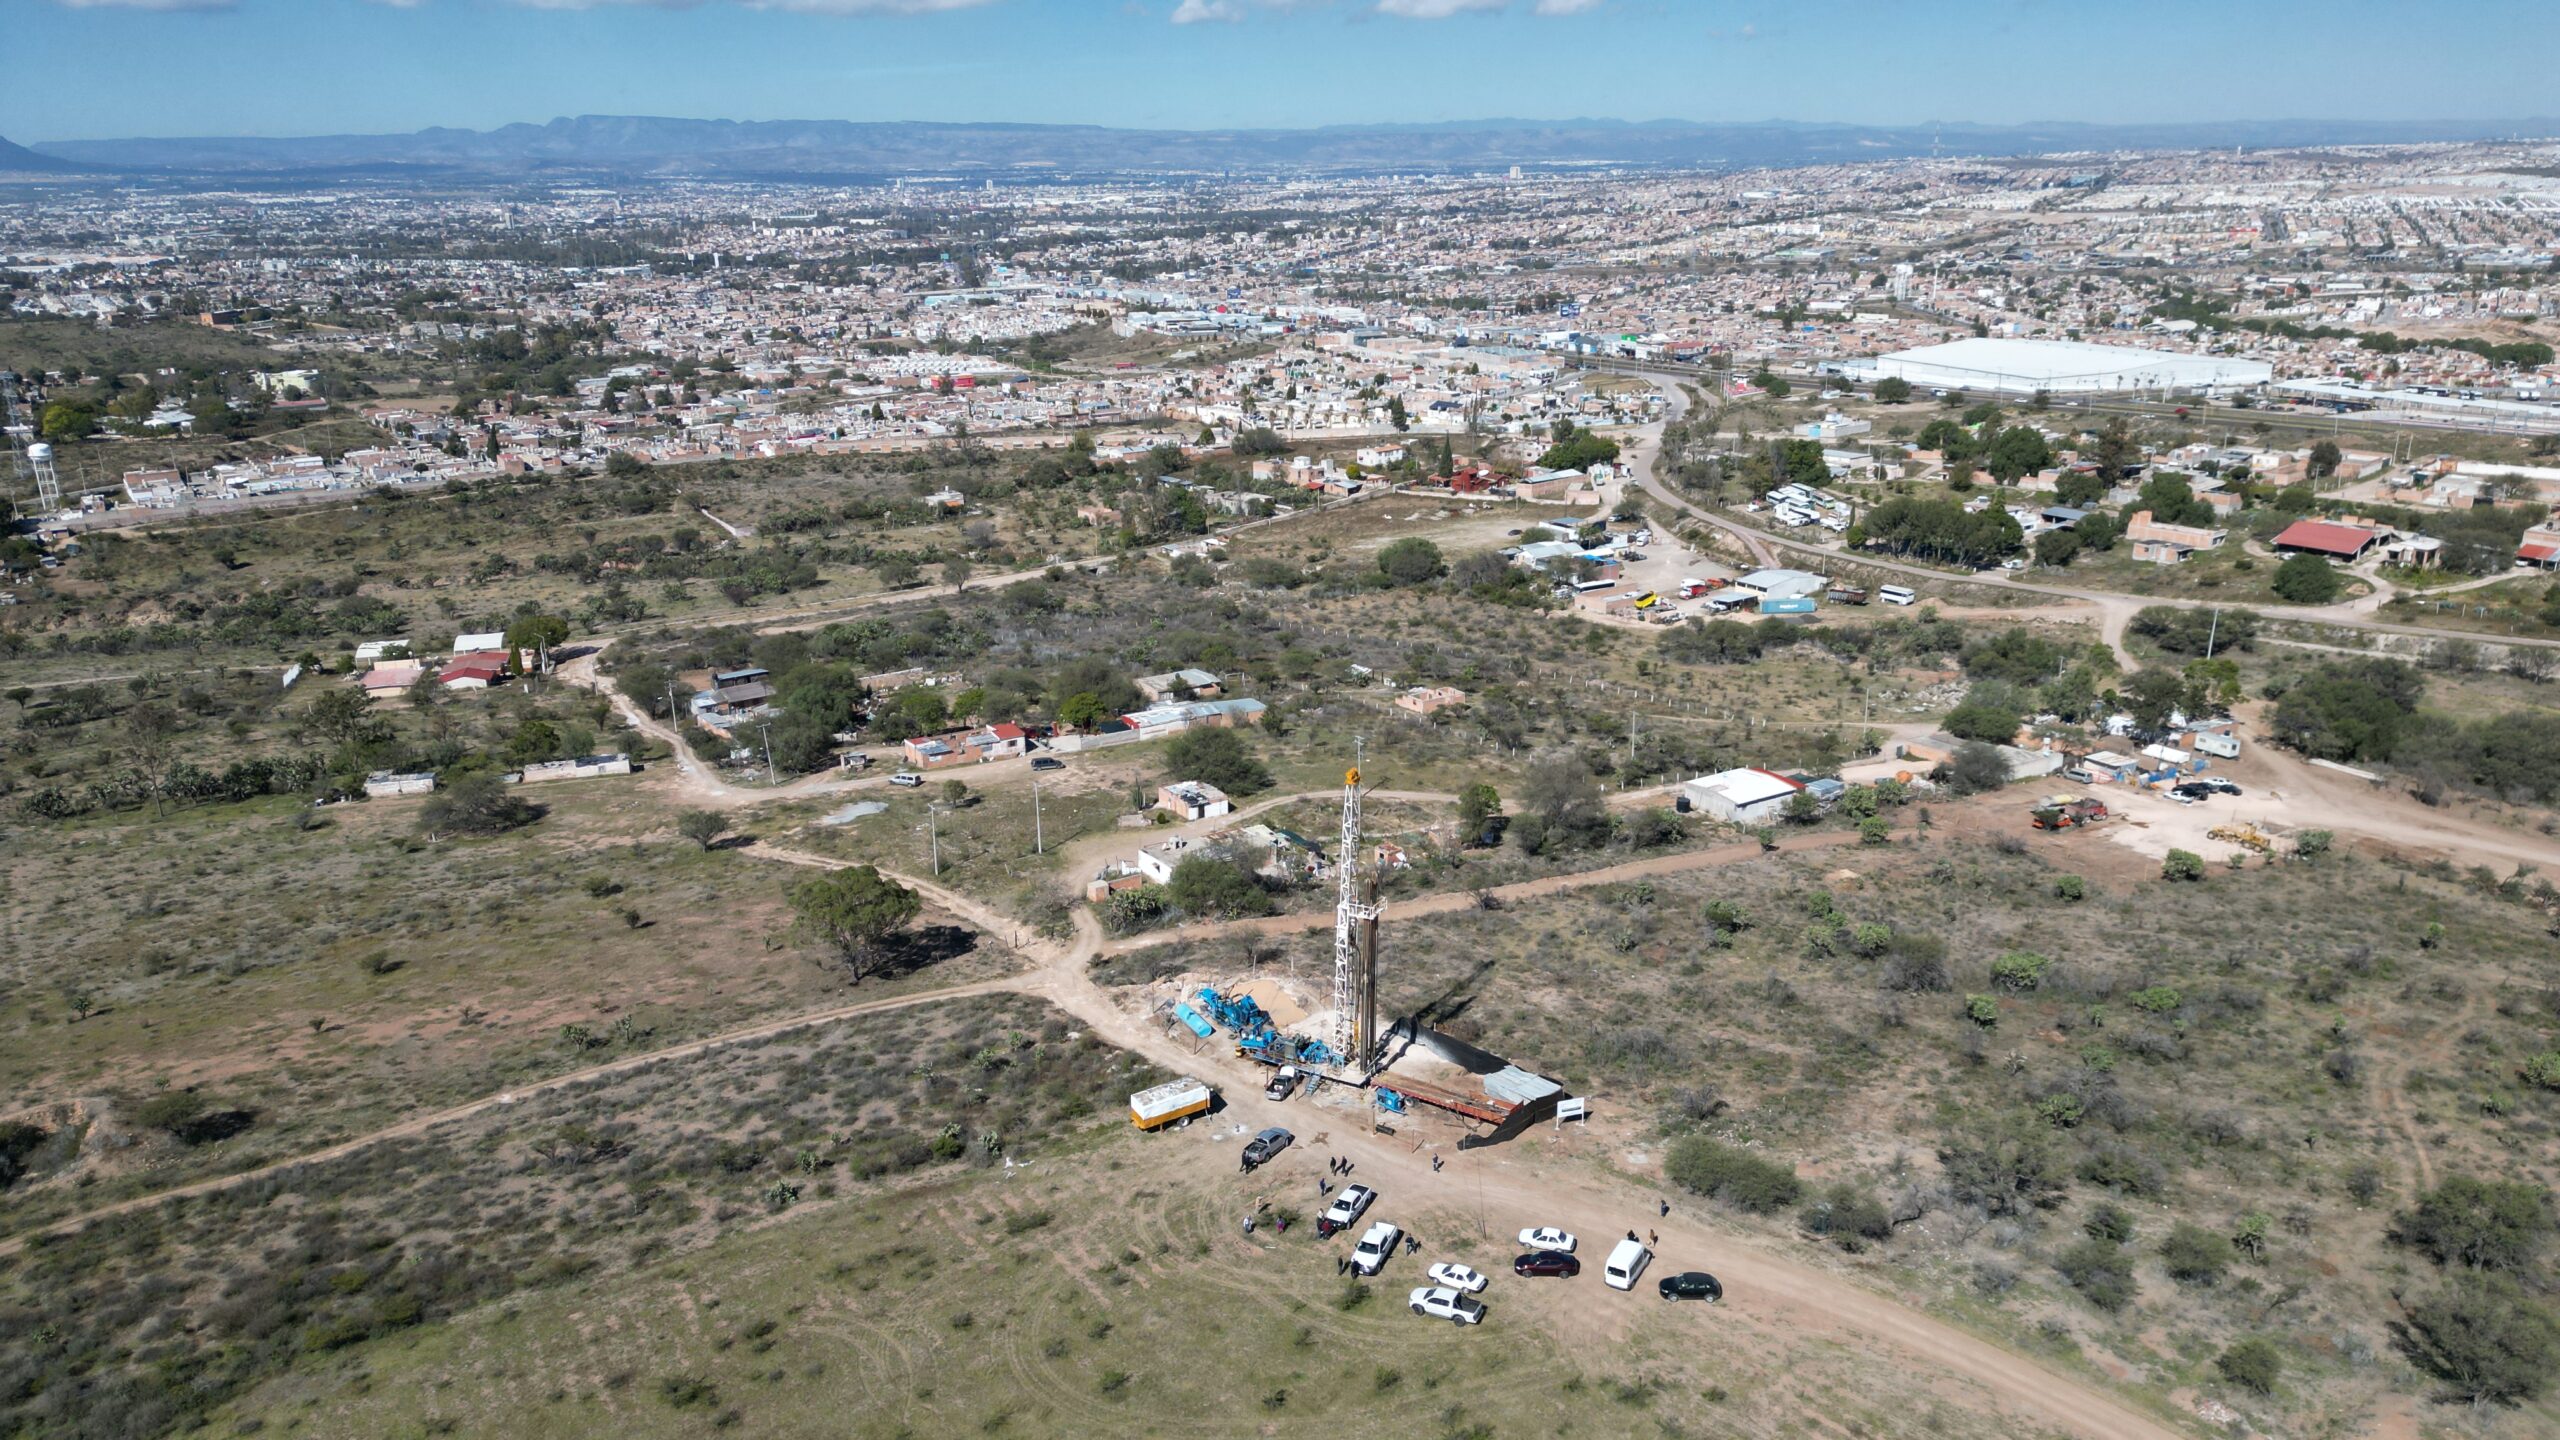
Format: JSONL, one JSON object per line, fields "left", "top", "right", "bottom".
{"left": 760, "top": 722, "right": 776, "bottom": 787}
{"left": 2204, "top": 606, "right": 2221, "bottom": 661}
{"left": 1032, "top": 778, "right": 1044, "bottom": 855}
{"left": 929, "top": 804, "right": 942, "bottom": 876}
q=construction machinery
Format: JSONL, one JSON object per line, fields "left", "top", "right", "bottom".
{"left": 2030, "top": 796, "right": 2110, "bottom": 830}
{"left": 1191, "top": 986, "right": 1341, "bottom": 1071}
{"left": 2209, "top": 823, "right": 2274, "bottom": 853}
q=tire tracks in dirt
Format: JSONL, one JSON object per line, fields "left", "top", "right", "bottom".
{"left": 0, "top": 977, "right": 1016, "bottom": 1259}
{"left": 2367, "top": 986, "right": 2489, "bottom": 1195}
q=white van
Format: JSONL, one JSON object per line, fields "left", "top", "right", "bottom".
{"left": 1878, "top": 584, "right": 1917, "bottom": 606}
{"left": 1603, "top": 1237, "right": 1652, "bottom": 1292}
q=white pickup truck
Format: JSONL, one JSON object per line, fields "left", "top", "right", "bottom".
{"left": 1351, "top": 1220, "right": 1402, "bottom": 1276}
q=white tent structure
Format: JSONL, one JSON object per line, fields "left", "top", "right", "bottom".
{"left": 1849, "top": 338, "right": 2270, "bottom": 397}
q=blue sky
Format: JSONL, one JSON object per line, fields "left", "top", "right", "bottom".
{"left": 10, "top": 0, "right": 2556, "bottom": 142}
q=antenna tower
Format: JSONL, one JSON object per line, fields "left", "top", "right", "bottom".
{"left": 2, "top": 371, "right": 32, "bottom": 496}
{"left": 1331, "top": 742, "right": 1381, "bottom": 1070}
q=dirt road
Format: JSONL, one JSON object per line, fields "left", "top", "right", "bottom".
{"left": 1033, "top": 864, "right": 2188, "bottom": 1440}
{"left": 0, "top": 975, "right": 1017, "bottom": 1262}
{"left": 1105, "top": 824, "right": 1877, "bottom": 952}
{"left": 3, "top": 795, "right": 2192, "bottom": 1439}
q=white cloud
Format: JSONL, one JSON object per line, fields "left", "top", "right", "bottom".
{"left": 505, "top": 0, "right": 999, "bottom": 11}
{"left": 1531, "top": 0, "right": 1601, "bottom": 13}
{"left": 50, "top": 0, "right": 238, "bottom": 11}
{"left": 1374, "top": 0, "right": 1504, "bottom": 16}
{"left": 1171, "top": 0, "right": 1244, "bottom": 20}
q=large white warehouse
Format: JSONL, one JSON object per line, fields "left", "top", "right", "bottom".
{"left": 1848, "top": 338, "right": 2271, "bottom": 396}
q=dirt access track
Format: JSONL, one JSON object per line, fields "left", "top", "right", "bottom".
{"left": 8, "top": 802, "right": 2191, "bottom": 1440}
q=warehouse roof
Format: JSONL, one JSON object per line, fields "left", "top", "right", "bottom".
{"left": 1862, "top": 337, "right": 2272, "bottom": 392}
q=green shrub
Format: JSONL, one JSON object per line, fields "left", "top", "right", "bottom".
{"left": 1801, "top": 1183, "right": 1893, "bottom": 1249}
{"left": 2520, "top": 1053, "right": 2560, "bottom": 1091}
{"left": 658, "top": 1376, "right": 719, "bottom": 1410}
{"left": 2160, "top": 1222, "right": 2232, "bottom": 1285}
{"left": 2397, "top": 1273, "right": 2560, "bottom": 1405}
{"left": 2128, "top": 986, "right": 2183, "bottom": 1014}
{"left": 2052, "top": 874, "right": 2086, "bottom": 901}
{"left": 1963, "top": 994, "right": 1999, "bottom": 1027}
{"left": 2392, "top": 1176, "right": 2553, "bottom": 1271}
{"left": 2215, "top": 1337, "right": 2283, "bottom": 1395}
{"left": 1991, "top": 951, "right": 2055, "bottom": 991}
{"left": 2083, "top": 1203, "right": 2136, "bottom": 1244}
{"left": 2054, "top": 1238, "right": 2137, "bottom": 1312}
{"left": 2034, "top": 1093, "right": 2086, "bottom": 1129}
{"left": 2161, "top": 848, "right": 2206, "bottom": 881}
{"left": 1663, "top": 1135, "right": 1801, "bottom": 1214}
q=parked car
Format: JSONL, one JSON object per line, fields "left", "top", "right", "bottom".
{"left": 1657, "top": 1271, "right": 1723, "bottom": 1303}
{"left": 1516, "top": 1227, "right": 1577, "bottom": 1253}
{"left": 1408, "top": 1286, "right": 1486, "bottom": 1325}
{"left": 1239, "top": 1127, "right": 1293, "bottom": 1171}
{"left": 1427, "top": 1262, "right": 1488, "bottom": 1294}
{"left": 1352, "top": 1220, "right": 1402, "bottom": 1276}
{"left": 1513, "top": 1250, "right": 1580, "bottom": 1279}
{"left": 2171, "top": 782, "right": 2217, "bottom": 801}
{"left": 1317, "top": 1183, "right": 1375, "bottom": 1238}
{"left": 2195, "top": 776, "right": 2241, "bottom": 796}
{"left": 1030, "top": 756, "right": 1064, "bottom": 772}
{"left": 889, "top": 773, "right": 924, "bottom": 788}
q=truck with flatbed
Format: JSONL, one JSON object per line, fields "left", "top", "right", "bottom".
{"left": 1129, "top": 1077, "right": 1214, "bottom": 1131}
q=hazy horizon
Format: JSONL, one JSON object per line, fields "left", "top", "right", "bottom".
{"left": 12, "top": 0, "right": 2556, "bottom": 146}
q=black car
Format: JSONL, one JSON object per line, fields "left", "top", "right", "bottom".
{"left": 1657, "top": 1271, "right": 1723, "bottom": 1303}
{"left": 1029, "top": 756, "right": 1064, "bottom": 772}
{"left": 1239, "top": 1127, "right": 1293, "bottom": 1171}
{"left": 2171, "top": 782, "right": 2216, "bottom": 801}
{"left": 1512, "top": 1250, "right": 1580, "bottom": 1279}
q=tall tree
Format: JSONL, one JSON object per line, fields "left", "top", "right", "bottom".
{"left": 504, "top": 614, "right": 571, "bottom": 677}
{"left": 787, "top": 865, "right": 922, "bottom": 984}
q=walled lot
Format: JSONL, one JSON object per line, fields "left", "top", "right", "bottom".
{"left": 0, "top": 786, "right": 1026, "bottom": 1235}
{"left": 2379, "top": 572, "right": 2560, "bottom": 640}
{"left": 215, "top": 1116, "right": 2029, "bottom": 1440}
{"left": 1103, "top": 834, "right": 2560, "bottom": 1440}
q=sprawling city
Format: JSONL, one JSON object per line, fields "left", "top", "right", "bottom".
{"left": 4, "top": 3, "right": 2558, "bottom": 1438}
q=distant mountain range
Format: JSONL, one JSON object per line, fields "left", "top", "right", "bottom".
{"left": 10, "top": 114, "right": 2559, "bottom": 182}
{"left": 0, "top": 134, "right": 91, "bottom": 175}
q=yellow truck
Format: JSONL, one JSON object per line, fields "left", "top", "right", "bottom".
{"left": 1130, "top": 1077, "right": 1214, "bottom": 1131}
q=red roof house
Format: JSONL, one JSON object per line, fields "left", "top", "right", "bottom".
{"left": 2271, "top": 519, "right": 2383, "bottom": 560}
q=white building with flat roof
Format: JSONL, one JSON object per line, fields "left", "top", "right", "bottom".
{"left": 1682, "top": 767, "right": 1806, "bottom": 824}
{"left": 1848, "top": 338, "right": 2270, "bottom": 396}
